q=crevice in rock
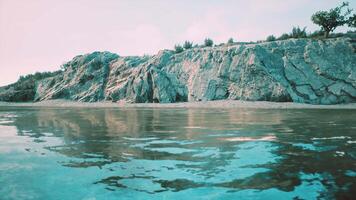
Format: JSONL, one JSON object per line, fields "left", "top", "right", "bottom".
{"left": 146, "top": 70, "right": 154, "bottom": 103}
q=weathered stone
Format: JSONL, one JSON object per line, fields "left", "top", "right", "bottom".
{"left": 1, "top": 37, "right": 355, "bottom": 105}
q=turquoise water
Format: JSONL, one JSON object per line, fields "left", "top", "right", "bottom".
{"left": 0, "top": 107, "right": 355, "bottom": 200}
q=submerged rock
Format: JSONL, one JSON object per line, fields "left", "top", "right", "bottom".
{"left": 1, "top": 37, "right": 355, "bottom": 104}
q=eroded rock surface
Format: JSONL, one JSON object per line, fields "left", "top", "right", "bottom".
{"left": 1, "top": 38, "right": 355, "bottom": 104}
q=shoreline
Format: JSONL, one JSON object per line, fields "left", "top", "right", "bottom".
{"left": 0, "top": 100, "right": 356, "bottom": 109}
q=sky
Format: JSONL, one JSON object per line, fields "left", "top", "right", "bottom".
{"left": 0, "top": 0, "right": 354, "bottom": 86}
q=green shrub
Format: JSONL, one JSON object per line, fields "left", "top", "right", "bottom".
{"left": 278, "top": 33, "right": 290, "bottom": 40}
{"left": 266, "top": 35, "right": 276, "bottom": 42}
{"left": 204, "top": 38, "right": 214, "bottom": 47}
{"left": 348, "top": 14, "right": 356, "bottom": 28}
{"left": 330, "top": 32, "right": 346, "bottom": 38}
{"left": 174, "top": 44, "right": 184, "bottom": 53}
{"left": 308, "top": 30, "right": 324, "bottom": 38}
{"left": 227, "top": 38, "right": 234, "bottom": 44}
{"left": 183, "top": 41, "right": 193, "bottom": 49}
{"left": 290, "top": 26, "right": 307, "bottom": 38}
{"left": 18, "top": 71, "right": 61, "bottom": 82}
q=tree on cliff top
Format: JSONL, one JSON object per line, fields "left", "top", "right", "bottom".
{"left": 311, "top": 2, "right": 353, "bottom": 38}
{"left": 266, "top": 35, "right": 276, "bottom": 42}
{"left": 348, "top": 14, "right": 356, "bottom": 28}
{"left": 174, "top": 44, "right": 184, "bottom": 53}
{"left": 227, "top": 38, "right": 234, "bottom": 44}
{"left": 183, "top": 41, "right": 193, "bottom": 49}
{"left": 204, "top": 38, "right": 214, "bottom": 47}
{"left": 290, "top": 26, "right": 307, "bottom": 38}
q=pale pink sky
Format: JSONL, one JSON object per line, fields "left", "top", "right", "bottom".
{"left": 0, "top": 0, "right": 354, "bottom": 86}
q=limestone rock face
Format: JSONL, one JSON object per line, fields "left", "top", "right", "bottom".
{"left": 1, "top": 38, "right": 356, "bottom": 104}
{"left": 35, "top": 51, "right": 119, "bottom": 102}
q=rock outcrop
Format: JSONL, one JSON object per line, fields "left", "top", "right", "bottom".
{"left": 1, "top": 37, "right": 355, "bottom": 104}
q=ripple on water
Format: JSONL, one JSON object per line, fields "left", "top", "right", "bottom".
{"left": 0, "top": 108, "right": 355, "bottom": 199}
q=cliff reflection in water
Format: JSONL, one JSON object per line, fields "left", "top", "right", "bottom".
{"left": 6, "top": 107, "right": 356, "bottom": 199}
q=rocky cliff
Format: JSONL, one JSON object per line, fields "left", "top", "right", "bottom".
{"left": 1, "top": 37, "right": 355, "bottom": 104}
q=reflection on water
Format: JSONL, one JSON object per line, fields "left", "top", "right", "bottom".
{"left": 0, "top": 107, "right": 355, "bottom": 199}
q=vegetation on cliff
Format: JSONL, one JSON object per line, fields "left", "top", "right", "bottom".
{"left": 0, "top": 71, "right": 61, "bottom": 102}
{"left": 1, "top": 2, "right": 355, "bottom": 104}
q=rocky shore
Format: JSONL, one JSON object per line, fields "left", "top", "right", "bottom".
{"left": 1, "top": 37, "right": 355, "bottom": 105}
{"left": 1, "top": 100, "right": 355, "bottom": 109}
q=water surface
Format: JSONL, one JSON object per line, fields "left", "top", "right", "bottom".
{"left": 0, "top": 107, "right": 355, "bottom": 199}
